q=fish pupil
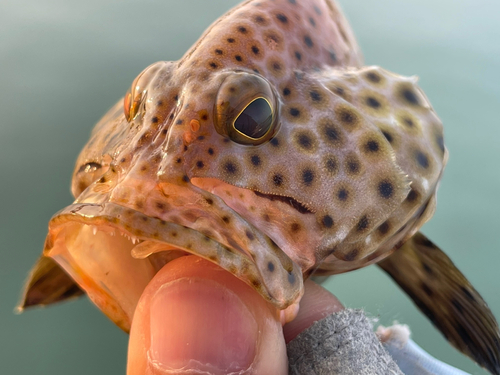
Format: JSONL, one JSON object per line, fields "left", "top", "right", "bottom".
{"left": 234, "top": 98, "right": 272, "bottom": 139}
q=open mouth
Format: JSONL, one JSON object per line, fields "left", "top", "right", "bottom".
{"left": 41, "top": 202, "right": 303, "bottom": 331}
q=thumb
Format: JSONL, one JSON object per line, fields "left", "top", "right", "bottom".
{"left": 127, "top": 255, "right": 288, "bottom": 375}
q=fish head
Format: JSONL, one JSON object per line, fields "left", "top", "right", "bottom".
{"left": 21, "top": 0, "right": 446, "bottom": 331}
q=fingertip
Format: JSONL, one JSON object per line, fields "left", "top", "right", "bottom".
{"left": 127, "top": 256, "right": 288, "bottom": 375}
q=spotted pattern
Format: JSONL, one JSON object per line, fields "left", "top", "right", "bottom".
{"left": 63, "top": 0, "right": 445, "bottom": 317}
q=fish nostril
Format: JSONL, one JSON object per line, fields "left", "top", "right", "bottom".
{"left": 190, "top": 119, "right": 200, "bottom": 132}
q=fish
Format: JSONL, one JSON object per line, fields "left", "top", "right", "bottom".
{"left": 18, "top": 0, "right": 500, "bottom": 373}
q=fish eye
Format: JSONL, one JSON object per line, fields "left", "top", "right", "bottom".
{"left": 123, "top": 62, "right": 165, "bottom": 122}
{"left": 233, "top": 97, "right": 273, "bottom": 139}
{"left": 215, "top": 72, "right": 279, "bottom": 145}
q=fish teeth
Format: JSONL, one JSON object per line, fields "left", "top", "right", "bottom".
{"left": 116, "top": 229, "right": 139, "bottom": 244}
{"left": 92, "top": 227, "right": 97, "bottom": 235}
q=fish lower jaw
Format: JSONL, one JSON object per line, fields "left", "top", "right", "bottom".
{"left": 44, "top": 215, "right": 303, "bottom": 331}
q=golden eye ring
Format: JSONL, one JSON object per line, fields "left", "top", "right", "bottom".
{"left": 215, "top": 72, "right": 279, "bottom": 145}
{"left": 230, "top": 96, "right": 275, "bottom": 141}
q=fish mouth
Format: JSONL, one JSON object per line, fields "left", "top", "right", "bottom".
{"left": 43, "top": 202, "right": 302, "bottom": 331}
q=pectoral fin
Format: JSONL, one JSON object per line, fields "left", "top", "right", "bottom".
{"left": 17, "top": 256, "right": 84, "bottom": 311}
{"left": 378, "top": 232, "right": 500, "bottom": 375}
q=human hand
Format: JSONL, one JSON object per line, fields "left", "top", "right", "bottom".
{"left": 126, "top": 255, "right": 343, "bottom": 374}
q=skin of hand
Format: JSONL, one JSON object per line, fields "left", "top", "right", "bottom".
{"left": 127, "top": 255, "right": 343, "bottom": 375}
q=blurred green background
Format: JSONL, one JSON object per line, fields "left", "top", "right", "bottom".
{"left": 2, "top": 0, "right": 499, "bottom": 373}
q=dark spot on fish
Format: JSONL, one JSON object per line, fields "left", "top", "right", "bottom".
{"left": 322, "top": 215, "right": 334, "bottom": 228}
{"left": 255, "top": 15, "right": 265, "bottom": 24}
{"left": 297, "top": 133, "right": 312, "bottom": 149}
{"left": 273, "top": 173, "right": 284, "bottom": 187}
{"left": 403, "top": 117, "right": 414, "bottom": 127}
{"left": 251, "top": 278, "right": 261, "bottom": 288}
{"left": 245, "top": 230, "right": 255, "bottom": 241}
{"left": 302, "top": 168, "right": 314, "bottom": 186}
{"left": 366, "top": 97, "right": 381, "bottom": 109}
{"left": 378, "top": 221, "right": 390, "bottom": 235}
{"left": 338, "top": 188, "right": 348, "bottom": 201}
{"left": 276, "top": 13, "right": 288, "bottom": 23}
{"left": 344, "top": 249, "right": 359, "bottom": 261}
{"left": 422, "top": 262, "right": 434, "bottom": 275}
{"left": 347, "top": 158, "right": 360, "bottom": 174}
{"left": 378, "top": 180, "right": 394, "bottom": 199}
{"left": 224, "top": 161, "right": 238, "bottom": 175}
{"left": 402, "top": 88, "right": 420, "bottom": 105}
{"left": 304, "top": 35, "right": 313, "bottom": 48}
{"left": 366, "top": 72, "right": 381, "bottom": 83}
{"left": 325, "top": 156, "right": 338, "bottom": 173}
{"left": 268, "top": 262, "right": 275, "bottom": 272}
{"left": 416, "top": 150, "right": 429, "bottom": 169}
{"left": 365, "top": 140, "right": 379, "bottom": 152}
{"left": 310, "top": 90, "right": 321, "bottom": 102}
{"left": 251, "top": 155, "right": 261, "bottom": 166}
{"left": 357, "top": 216, "right": 369, "bottom": 231}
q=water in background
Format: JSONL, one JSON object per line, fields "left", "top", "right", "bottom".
{"left": 1, "top": 0, "right": 499, "bottom": 374}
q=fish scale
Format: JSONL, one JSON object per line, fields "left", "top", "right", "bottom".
{"left": 18, "top": 0, "right": 500, "bottom": 373}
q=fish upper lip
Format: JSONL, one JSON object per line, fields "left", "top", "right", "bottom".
{"left": 44, "top": 201, "right": 303, "bottom": 310}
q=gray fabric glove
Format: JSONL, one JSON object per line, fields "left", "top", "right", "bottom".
{"left": 287, "top": 309, "right": 403, "bottom": 375}
{"left": 286, "top": 308, "right": 472, "bottom": 375}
